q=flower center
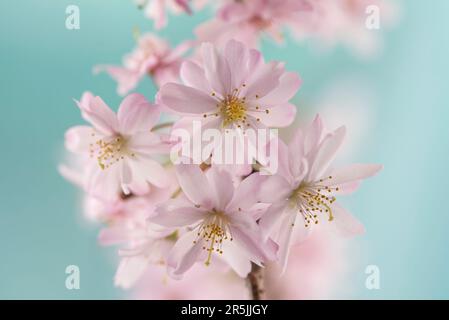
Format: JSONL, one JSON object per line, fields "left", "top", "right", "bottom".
{"left": 193, "top": 210, "right": 233, "bottom": 266}
{"left": 220, "top": 95, "right": 247, "bottom": 127}
{"left": 290, "top": 176, "right": 339, "bottom": 227}
{"left": 90, "top": 132, "right": 134, "bottom": 170}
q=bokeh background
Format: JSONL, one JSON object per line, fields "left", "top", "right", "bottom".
{"left": 1, "top": 0, "right": 448, "bottom": 299}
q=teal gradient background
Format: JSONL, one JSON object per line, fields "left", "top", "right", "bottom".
{"left": 1, "top": 0, "right": 448, "bottom": 299}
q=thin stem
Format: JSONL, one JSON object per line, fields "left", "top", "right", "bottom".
{"left": 247, "top": 264, "right": 266, "bottom": 300}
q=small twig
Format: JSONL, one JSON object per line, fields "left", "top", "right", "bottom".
{"left": 247, "top": 264, "right": 266, "bottom": 300}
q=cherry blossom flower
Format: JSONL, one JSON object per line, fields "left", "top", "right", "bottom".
{"left": 95, "top": 34, "right": 191, "bottom": 95}
{"left": 259, "top": 115, "right": 382, "bottom": 269}
{"left": 65, "top": 92, "right": 172, "bottom": 200}
{"left": 195, "top": 0, "right": 312, "bottom": 48}
{"left": 152, "top": 164, "right": 278, "bottom": 278}
{"left": 160, "top": 39, "right": 300, "bottom": 131}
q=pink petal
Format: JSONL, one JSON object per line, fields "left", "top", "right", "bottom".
{"left": 247, "top": 102, "right": 296, "bottom": 127}
{"left": 164, "top": 40, "right": 192, "bottom": 64}
{"left": 245, "top": 61, "right": 283, "bottom": 100}
{"left": 86, "top": 163, "right": 121, "bottom": 201}
{"left": 257, "top": 72, "right": 301, "bottom": 106}
{"left": 130, "top": 158, "right": 169, "bottom": 189}
{"left": 208, "top": 167, "right": 234, "bottom": 211}
{"left": 167, "top": 230, "right": 204, "bottom": 278}
{"left": 220, "top": 241, "right": 252, "bottom": 277}
{"left": 114, "top": 255, "right": 148, "bottom": 289}
{"left": 160, "top": 83, "right": 217, "bottom": 115}
{"left": 288, "top": 130, "right": 308, "bottom": 180}
{"left": 259, "top": 202, "right": 287, "bottom": 240}
{"left": 117, "top": 93, "right": 160, "bottom": 134}
{"left": 146, "top": 0, "right": 167, "bottom": 30}
{"left": 224, "top": 40, "right": 248, "bottom": 89}
{"left": 276, "top": 209, "right": 298, "bottom": 272}
{"left": 152, "top": 200, "right": 208, "bottom": 227}
{"left": 331, "top": 203, "right": 365, "bottom": 237}
{"left": 195, "top": 19, "right": 228, "bottom": 43}
{"left": 180, "top": 60, "right": 209, "bottom": 91}
{"left": 128, "top": 131, "right": 172, "bottom": 155}
{"left": 201, "top": 42, "right": 232, "bottom": 95}
{"left": 226, "top": 173, "right": 268, "bottom": 212}
{"left": 77, "top": 95, "right": 118, "bottom": 135}
{"left": 327, "top": 164, "right": 383, "bottom": 186}
{"left": 98, "top": 227, "right": 128, "bottom": 246}
{"left": 174, "top": 0, "right": 191, "bottom": 14}
{"left": 229, "top": 225, "right": 276, "bottom": 264}
{"left": 304, "top": 114, "right": 323, "bottom": 155}
{"left": 258, "top": 175, "right": 292, "bottom": 204}
{"left": 176, "top": 164, "right": 217, "bottom": 209}
{"left": 308, "top": 126, "right": 346, "bottom": 181}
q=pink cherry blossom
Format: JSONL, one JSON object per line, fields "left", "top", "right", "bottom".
{"left": 196, "top": 0, "right": 312, "bottom": 48}
{"left": 152, "top": 164, "right": 278, "bottom": 278}
{"left": 64, "top": 92, "right": 172, "bottom": 200}
{"left": 160, "top": 39, "right": 300, "bottom": 130}
{"left": 135, "top": 0, "right": 192, "bottom": 29}
{"left": 259, "top": 114, "right": 382, "bottom": 269}
{"left": 95, "top": 33, "right": 191, "bottom": 95}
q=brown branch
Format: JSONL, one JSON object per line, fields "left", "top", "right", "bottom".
{"left": 247, "top": 264, "right": 266, "bottom": 300}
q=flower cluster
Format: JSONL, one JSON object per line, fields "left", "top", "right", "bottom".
{"left": 60, "top": 0, "right": 394, "bottom": 298}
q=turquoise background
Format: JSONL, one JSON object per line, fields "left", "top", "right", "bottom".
{"left": 1, "top": 0, "right": 448, "bottom": 299}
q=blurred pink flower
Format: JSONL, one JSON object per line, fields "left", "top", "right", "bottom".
{"left": 95, "top": 33, "right": 191, "bottom": 95}
{"left": 81, "top": 168, "right": 179, "bottom": 288}
{"left": 135, "top": 0, "right": 192, "bottom": 29}
{"left": 152, "top": 164, "right": 278, "bottom": 279}
{"left": 196, "top": 0, "right": 312, "bottom": 48}
{"left": 259, "top": 115, "right": 382, "bottom": 269}
{"left": 65, "top": 92, "right": 172, "bottom": 200}
{"left": 160, "top": 39, "right": 300, "bottom": 130}
{"left": 296, "top": 0, "right": 400, "bottom": 57}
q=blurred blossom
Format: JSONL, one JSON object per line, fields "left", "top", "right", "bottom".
{"left": 197, "top": 0, "right": 399, "bottom": 56}
{"left": 134, "top": 0, "right": 192, "bottom": 29}
{"left": 196, "top": 0, "right": 312, "bottom": 48}
{"left": 295, "top": 0, "right": 400, "bottom": 57}
{"left": 95, "top": 33, "right": 191, "bottom": 94}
